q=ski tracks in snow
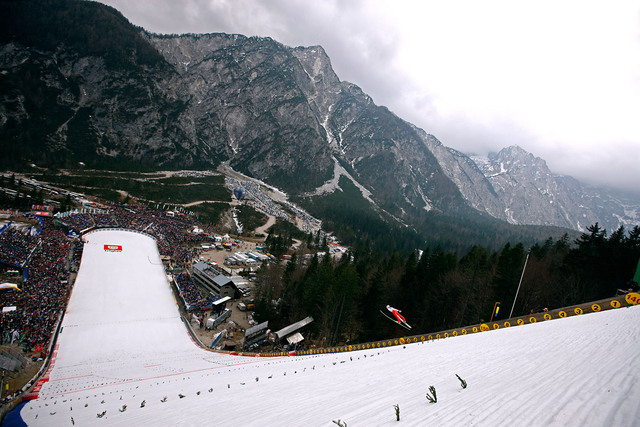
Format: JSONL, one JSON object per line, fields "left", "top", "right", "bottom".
{"left": 15, "top": 229, "right": 640, "bottom": 426}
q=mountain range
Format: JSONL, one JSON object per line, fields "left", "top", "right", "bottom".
{"left": 1, "top": 0, "right": 638, "bottom": 237}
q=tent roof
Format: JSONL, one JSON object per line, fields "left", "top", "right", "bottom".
{"left": 245, "top": 321, "right": 269, "bottom": 336}
{"left": 286, "top": 332, "right": 304, "bottom": 345}
{"left": 275, "top": 316, "right": 313, "bottom": 339}
{"left": 0, "top": 283, "right": 20, "bottom": 291}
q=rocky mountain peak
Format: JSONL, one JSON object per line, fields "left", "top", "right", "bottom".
{"left": 292, "top": 45, "right": 340, "bottom": 87}
{"left": 456, "top": 145, "right": 640, "bottom": 231}
{"left": 483, "top": 145, "right": 549, "bottom": 175}
{"left": 2, "top": 0, "right": 638, "bottom": 237}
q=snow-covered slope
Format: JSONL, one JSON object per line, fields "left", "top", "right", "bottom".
{"left": 9, "top": 229, "right": 640, "bottom": 426}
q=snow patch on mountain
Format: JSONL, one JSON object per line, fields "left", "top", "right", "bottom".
{"left": 462, "top": 146, "right": 640, "bottom": 232}
{"left": 306, "top": 156, "right": 374, "bottom": 205}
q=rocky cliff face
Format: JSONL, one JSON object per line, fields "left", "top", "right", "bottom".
{"left": 2, "top": 0, "right": 638, "bottom": 234}
{"left": 462, "top": 146, "right": 640, "bottom": 231}
{"left": 470, "top": 146, "right": 592, "bottom": 228}
{"left": 148, "top": 33, "right": 337, "bottom": 191}
{"left": 147, "top": 33, "right": 640, "bottom": 233}
{"left": 146, "top": 32, "right": 470, "bottom": 218}
{"left": 0, "top": 41, "right": 203, "bottom": 169}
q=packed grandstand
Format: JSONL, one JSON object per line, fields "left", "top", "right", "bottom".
{"left": 2, "top": 201, "right": 640, "bottom": 425}
{"left": 0, "top": 203, "right": 209, "bottom": 376}
{"left": 1, "top": 226, "right": 639, "bottom": 426}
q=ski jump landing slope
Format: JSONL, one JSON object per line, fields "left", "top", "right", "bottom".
{"left": 9, "top": 229, "right": 640, "bottom": 426}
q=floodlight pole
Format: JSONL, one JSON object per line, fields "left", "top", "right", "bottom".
{"left": 509, "top": 249, "right": 530, "bottom": 319}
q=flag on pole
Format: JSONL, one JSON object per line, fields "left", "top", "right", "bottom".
{"left": 490, "top": 302, "right": 501, "bottom": 321}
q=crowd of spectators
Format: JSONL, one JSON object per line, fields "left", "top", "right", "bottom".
{"left": 0, "top": 226, "right": 40, "bottom": 267}
{"left": 55, "top": 204, "right": 205, "bottom": 269}
{"left": 1, "top": 217, "right": 73, "bottom": 356}
{"left": 281, "top": 200, "right": 322, "bottom": 235}
{"left": 226, "top": 178, "right": 288, "bottom": 220}
{"left": 93, "top": 214, "right": 119, "bottom": 228}
{"left": 226, "top": 178, "right": 325, "bottom": 236}
{"left": 1, "top": 202, "right": 218, "bottom": 359}
{"left": 174, "top": 272, "right": 214, "bottom": 312}
{"left": 55, "top": 211, "right": 95, "bottom": 232}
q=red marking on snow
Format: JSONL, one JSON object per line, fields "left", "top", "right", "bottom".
{"left": 42, "top": 356, "right": 288, "bottom": 397}
{"left": 49, "top": 374, "right": 94, "bottom": 382}
{"left": 22, "top": 392, "right": 39, "bottom": 401}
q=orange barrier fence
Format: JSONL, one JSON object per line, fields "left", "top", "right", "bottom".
{"left": 227, "top": 293, "right": 640, "bottom": 358}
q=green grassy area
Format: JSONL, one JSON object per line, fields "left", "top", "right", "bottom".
{"left": 190, "top": 202, "right": 230, "bottom": 226}
{"left": 235, "top": 205, "right": 269, "bottom": 234}
{"left": 67, "top": 170, "right": 166, "bottom": 179}
{"left": 157, "top": 175, "right": 223, "bottom": 185}
{"left": 29, "top": 172, "right": 230, "bottom": 205}
{"left": 267, "top": 217, "right": 309, "bottom": 241}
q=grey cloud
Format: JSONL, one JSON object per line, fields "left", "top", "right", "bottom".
{"left": 98, "top": 0, "right": 639, "bottom": 194}
{"left": 101, "top": 0, "right": 412, "bottom": 107}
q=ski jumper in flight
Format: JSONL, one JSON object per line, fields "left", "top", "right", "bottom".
{"left": 386, "top": 305, "right": 406, "bottom": 323}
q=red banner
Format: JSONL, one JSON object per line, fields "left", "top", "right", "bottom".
{"left": 104, "top": 244, "right": 122, "bottom": 252}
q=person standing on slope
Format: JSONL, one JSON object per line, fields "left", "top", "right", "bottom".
{"left": 386, "top": 305, "right": 406, "bottom": 324}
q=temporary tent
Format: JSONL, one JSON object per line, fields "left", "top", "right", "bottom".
{"left": 0, "top": 283, "right": 21, "bottom": 292}
{"left": 286, "top": 332, "right": 304, "bottom": 345}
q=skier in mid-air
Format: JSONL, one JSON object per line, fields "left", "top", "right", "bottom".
{"left": 382, "top": 305, "right": 411, "bottom": 329}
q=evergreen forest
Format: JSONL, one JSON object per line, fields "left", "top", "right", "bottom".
{"left": 255, "top": 223, "right": 640, "bottom": 345}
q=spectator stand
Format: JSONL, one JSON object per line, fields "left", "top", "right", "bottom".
{"left": 172, "top": 272, "right": 215, "bottom": 313}
{"left": 0, "top": 217, "right": 71, "bottom": 407}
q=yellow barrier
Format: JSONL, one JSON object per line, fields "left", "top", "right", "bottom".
{"left": 227, "top": 295, "right": 634, "bottom": 357}
{"left": 625, "top": 292, "right": 640, "bottom": 305}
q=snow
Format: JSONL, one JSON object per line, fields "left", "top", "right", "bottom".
{"left": 469, "top": 155, "right": 490, "bottom": 168}
{"left": 415, "top": 182, "right": 432, "bottom": 211}
{"left": 11, "top": 229, "right": 640, "bottom": 426}
{"left": 320, "top": 112, "right": 336, "bottom": 148}
{"left": 504, "top": 207, "right": 517, "bottom": 224}
{"left": 307, "top": 156, "right": 374, "bottom": 206}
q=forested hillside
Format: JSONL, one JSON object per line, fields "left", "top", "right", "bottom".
{"left": 294, "top": 175, "right": 577, "bottom": 255}
{"left": 256, "top": 223, "right": 640, "bottom": 344}
{"left": 0, "top": 0, "right": 164, "bottom": 69}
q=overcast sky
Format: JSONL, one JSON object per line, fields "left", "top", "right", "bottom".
{"left": 98, "top": 0, "right": 640, "bottom": 193}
